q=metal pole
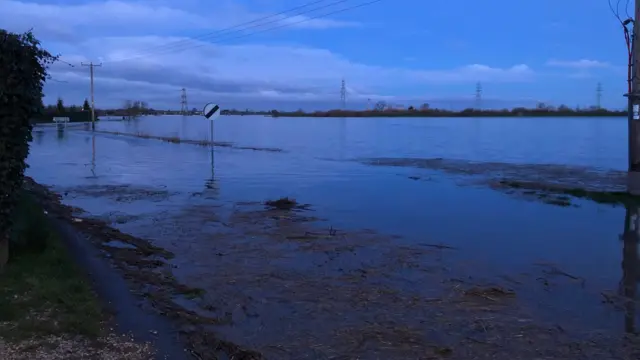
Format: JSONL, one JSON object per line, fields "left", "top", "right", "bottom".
{"left": 210, "top": 120, "right": 214, "bottom": 179}
{"left": 90, "top": 64, "right": 95, "bottom": 129}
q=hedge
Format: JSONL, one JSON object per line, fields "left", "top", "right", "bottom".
{"left": 0, "top": 30, "right": 56, "bottom": 270}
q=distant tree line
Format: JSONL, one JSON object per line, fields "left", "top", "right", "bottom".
{"left": 95, "top": 100, "right": 154, "bottom": 119}
{"left": 271, "top": 102, "right": 626, "bottom": 118}
{"left": 46, "top": 97, "right": 91, "bottom": 113}
{"left": 63, "top": 101, "right": 627, "bottom": 119}
{"left": 32, "top": 97, "right": 93, "bottom": 123}
{"left": 41, "top": 98, "right": 157, "bottom": 120}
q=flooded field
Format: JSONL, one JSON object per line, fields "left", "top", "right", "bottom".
{"left": 27, "top": 115, "right": 639, "bottom": 359}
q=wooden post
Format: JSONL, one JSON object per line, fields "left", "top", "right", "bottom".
{"left": 81, "top": 62, "right": 102, "bottom": 130}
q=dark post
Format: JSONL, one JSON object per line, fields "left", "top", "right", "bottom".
{"left": 628, "top": 3, "right": 640, "bottom": 193}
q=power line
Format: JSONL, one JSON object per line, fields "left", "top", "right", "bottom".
{"left": 108, "top": 0, "right": 354, "bottom": 62}
{"left": 55, "top": 59, "right": 76, "bottom": 68}
{"left": 596, "top": 82, "right": 603, "bottom": 109}
{"left": 610, "top": 0, "right": 625, "bottom": 22}
{"left": 120, "top": 0, "right": 340, "bottom": 59}
{"left": 105, "top": 0, "right": 382, "bottom": 64}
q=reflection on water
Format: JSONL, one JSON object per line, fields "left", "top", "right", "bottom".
{"left": 56, "top": 123, "right": 65, "bottom": 140}
{"left": 338, "top": 117, "right": 346, "bottom": 160}
{"left": 123, "top": 117, "right": 141, "bottom": 134}
{"left": 89, "top": 134, "right": 96, "bottom": 178}
{"left": 204, "top": 120, "right": 218, "bottom": 193}
{"left": 92, "top": 115, "right": 627, "bottom": 169}
{"left": 622, "top": 206, "right": 640, "bottom": 334}
{"left": 204, "top": 143, "right": 218, "bottom": 194}
{"left": 24, "top": 116, "right": 640, "bottom": 349}
{"left": 34, "top": 129, "right": 44, "bottom": 145}
{"left": 181, "top": 115, "right": 188, "bottom": 137}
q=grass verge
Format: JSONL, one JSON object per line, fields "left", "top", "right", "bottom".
{"left": 0, "top": 191, "right": 154, "bottom": 359}
{"left": 0, "top": 192, "right": 102, "bottom": 340}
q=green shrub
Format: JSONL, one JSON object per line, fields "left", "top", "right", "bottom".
{"left": 0, "top": 29, "right": 57, "bottom": 269}
{"left": 10, "top": 192, "right": 49, "bottom": 256}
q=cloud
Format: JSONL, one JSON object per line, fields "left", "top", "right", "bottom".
{"left": 545, "top": 59, "right": 610, "bottom": 69}
{"left": 5, "top": 0, "right": 537, "bottom": 110}
{"left": 42, "top": 35, "right": 534, "bottom": 107}
{"left": 545, "top": 59, "right": 615, "bottom": 80}
{"left": 0, "top": 0, "right": 358, "bottom": 41}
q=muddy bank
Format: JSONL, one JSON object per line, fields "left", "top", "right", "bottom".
{"left": 23, "top": 178, "right": 262, "bottom": 360}
{"left": 90, "top": 130, "right": 284, "bottom": 153}
{"left": 361, "top": 157, "right": 637, "bottom": 206}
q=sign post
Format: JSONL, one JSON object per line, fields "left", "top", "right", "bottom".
{"left": 202, "top": 103, "right": 221, "bottom": 185}
{"left": 53, "top": 116, "right": 70, "bottom": 132}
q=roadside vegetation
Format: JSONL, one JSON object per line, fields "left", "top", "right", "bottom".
{"left": 0, "top": 28, "right": 152, "bottom": 359}
{"left": 0, "top": 192, "right": 102, "bottom": 341}
{"left": 0, "top": 191, "right": 154, "bottom": 359}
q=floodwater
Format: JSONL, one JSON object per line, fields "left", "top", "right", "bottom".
{"left": 27, "top": 116, "right": 639, "bottom": 358}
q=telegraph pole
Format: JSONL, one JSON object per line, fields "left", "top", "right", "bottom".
{"left": 627, "top": 2, "right": 640, "bottom": 194}
{"left": 81, "top": 62, "right": 101, "bottom": 130}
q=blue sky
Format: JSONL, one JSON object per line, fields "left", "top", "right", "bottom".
{"left": 0, "top": 0, "right": 631, "bottom": 110}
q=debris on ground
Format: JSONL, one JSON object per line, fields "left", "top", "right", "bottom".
{"left": 264, "top": 197, "right": 305, "bottom": 210}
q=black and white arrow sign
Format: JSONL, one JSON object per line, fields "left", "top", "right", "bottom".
{"left": 203, "top": 103, "right": 221, "bottom": 120}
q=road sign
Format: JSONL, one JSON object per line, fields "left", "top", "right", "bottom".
{"left": 203, "top": 103, "right": 221, "bottom": 120}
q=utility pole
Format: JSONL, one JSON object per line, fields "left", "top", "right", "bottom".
{"left": 340, "top": 79, "right": 346, "bottom": 110}
{"left": 81, "top": 62, "right": 101, "bottom": 130}
{"left": 180, "top": 88, "right": 188, "bottom": 115}
{"left": 596, "top": 82, "right": 603, "bottom": 109}
{"left": 475, "top": 82, "right": 483, "bottom": 110}
{"left": 628, "top": 2, "right": 640, "bottom": 194}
